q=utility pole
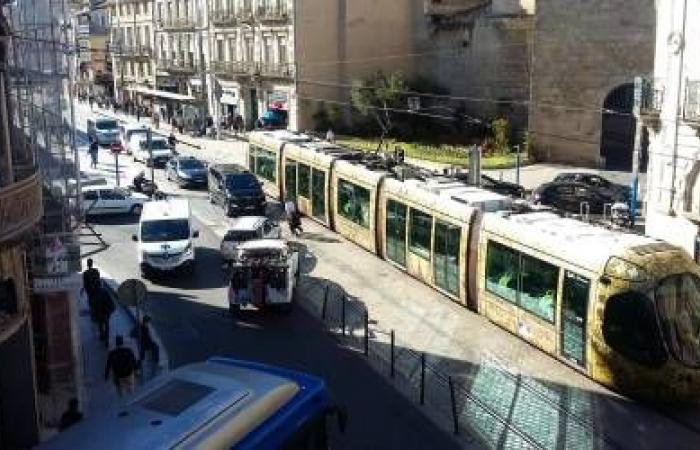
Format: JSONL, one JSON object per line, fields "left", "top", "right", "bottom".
{"left": 630, "top": 76, "right": 643, "bottom": 227}
{"left": 198, "top": 0, "right": 209, "bottom": 134}
{"left": 146, "top": 127, "right": 154, "bottom": 186}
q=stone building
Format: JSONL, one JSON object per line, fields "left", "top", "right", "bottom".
{"left": 644, "top": 0, "right": 700, "bottom": 258}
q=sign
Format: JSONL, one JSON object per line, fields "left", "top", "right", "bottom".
{"left": 32, "top": 276, "right": 82, "bottom": 293}
{"left": 32, "top": 235, "right": 81, "bottom": 277}
{"left": 117, "top": 279, "right": 148, "bottom": 307}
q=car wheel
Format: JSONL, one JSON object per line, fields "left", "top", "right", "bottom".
{"left": 130, "top": 204, "right": 142, "bottom": 215}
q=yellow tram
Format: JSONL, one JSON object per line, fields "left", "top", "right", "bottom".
{"left": 247, "top": 130, "right": 700, "bottom": 400}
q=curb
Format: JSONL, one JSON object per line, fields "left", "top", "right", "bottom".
{"left": 100, "top": 272, "right": 171, "bottom": 373}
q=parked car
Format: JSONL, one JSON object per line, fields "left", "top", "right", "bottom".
{"left": 220, "top": 216, "right": 281, "bottom": 262}
{"left": 208, "top": 164, "right": 266, "bottom": 217}
{"left": 166, "top": 156, "right": 208, "bottom": 188}
{"left": 530, "top": 181, "right": 620, "bottom": 214}
{"left": 553, "top": 172, "right": 631, "bottom": 202}
{"left": 120, "top": 123, "right": 149, "bottom": 154}
{"left": 81, "top": 185, "right": 149, "bottom": 216}
{"left": 134, "top": 136, "right": 174, "bottom": 168}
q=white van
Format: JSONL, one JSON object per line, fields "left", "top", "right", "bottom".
{"left": 132, "top": 199, "right": 199, "bottom": 277}
{"left": 87, "top": 116, "right": 120, "bottom": 146}
{"left": 120, "top": 123, "right": 149, "bottom": 154}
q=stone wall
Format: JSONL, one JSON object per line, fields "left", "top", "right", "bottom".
{"left": 530, "top": 0, "right": 656, "bottom": 167}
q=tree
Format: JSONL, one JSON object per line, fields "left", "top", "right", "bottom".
{"left": 351, "top": 71, "right": 406, "bottom": 150}
{"left": 490, "top": 117, "right": 510, "bottom": 154}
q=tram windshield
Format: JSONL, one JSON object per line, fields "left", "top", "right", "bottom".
{"left": 655, "top": 273, "right": 700, "bottom": 368}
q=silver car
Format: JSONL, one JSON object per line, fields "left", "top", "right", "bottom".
{"left": 220, "top": 216, "right": 281, "bottom": 262}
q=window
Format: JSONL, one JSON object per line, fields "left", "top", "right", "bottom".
{"left": 298, "top": 164, "right": 310, "bottom": 198}
{"left": 519, "top": 254, "right": 557, "bottom": 322}
{"left": 217, "top": 40, "right": 225, "bottom": 61}
{"left": 434, "top": 220, "right": 460, "bottom": 295}
{"left": 141, "top": 219, "right": 190, "bottom": 242}
{"left": 264, "top": 36, "right": 273, "bottom": 64}
{"left": 409, "top": 209, "right": 432, "bottom": 259}
{"left": 485, "top": 241, "right": 519, "bottom": 304}
{"left": 311, "top": 169, "right": 326, "bottom": 221}
{"left": 250, "top": 145, "right": 276, "bottom": 182}
{"left": 245, "top": 37, "right": 254, "bottom": 61}
{"left": 603, "top": 291, "right": 667, "bottom": 367}
{"left": 386, "top": 199, "right": 407, "bottom": 267}
{"left": 337, "top": 179, "right": 370, "bottom": 228}
{"left": 278, "top": 37, "right": 288, "bottom": 64}
{"left": 83, "top": 190, "right": 98, "bottom": 201}
{"left": 655, "top": 274, "right": 700, "bottom": 368}
{"left": 284, "top": 160, "right": 297, "bottom": 201}
{"left": 228, "top": 38, "right": 237, "bottom": 61}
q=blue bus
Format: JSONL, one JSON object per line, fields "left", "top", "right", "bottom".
{"left": 41, "top": 358, "right": 345, "bottom": 449}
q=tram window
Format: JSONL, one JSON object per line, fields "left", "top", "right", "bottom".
{"left": 285, "top": 160, "right": 297, "bottom": 201}
{"left": 386, "top": 199, "right": 407, "bottom": 267}
{"left": 337, "top": 179, "right": 370, "bottom": 228}
{"left": 298, "top": 163, "right": 310, "bottom": 198}
{"left": 248, "top": 151, "right": 255, "bottom": 174}
{"left": 519, "top": 254, "right": 557, "bottom": 322}
{"left": 603, "top": 292, "right": 667, "bottom": 367}
{"left": 409, "top": 209, "right": 432, "bottom": 259}
{"left": 485, "top": 241, "right": 518, "bottom": 304}
{"left": 311, "top": 169, "right": 326, "bottom": 221}
{"left": 434, "top": 220, "right": 460, "bottom": 295}
{"left": 655, "top": 274, "right": 700, "bottom": 368}
{"left": 252, "top": 146, "right": 276, "bottom": 182}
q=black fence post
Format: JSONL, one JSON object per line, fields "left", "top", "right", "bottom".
{"left": 363, "top": 310, "right": 369, "bottom": 356}
{"left": 390, "top": 330, "right": 395, "bottom": 379}
{"left": 321, "top": 283, "right": 329, "bottom": 319}
{"left": 341, "top": 293, "right": 346, "bottom": 336}
{"left": 448, "top": 376, "right": 459, "bottom": 435}
{"left": 420, "top": 353, "right": 426, "bottom": 405}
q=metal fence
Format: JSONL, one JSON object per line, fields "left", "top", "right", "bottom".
{"left": 299, "top": 279, "right": 621, "bottom": 450}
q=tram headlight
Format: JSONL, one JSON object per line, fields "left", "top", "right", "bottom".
{"left": 604, "top": 256, "right": 648, "bottom": 282}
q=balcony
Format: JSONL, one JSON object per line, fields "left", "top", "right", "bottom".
{"left": 157, "top": 58, "right": 198, "bottom": 75}
{"left": 258, "top": 62, "right": 295, "bottom": 80}
{"left": 255, "top": 5, "right": 290, "bottom": 23}
{"left": 0, "top": 172, "right": 42, "bottom": 242}
{"left": 159, "top": 17, "right": 198, "bottom": 31}
{"left": 640, "top": 78, "right": 664, "bottom": 116}
{"left": 113, "top": 45, "right": 152, "bottom": 58}
{"left": 235, "top": 7, "right": 255, "bottom": 23}
{"left": 212, "top": 60, "right": 255, "bottom": 79}
{"left": 423, "top": 0, "right": 487, "bottom": 16}
{"left": 210, "top": 8, "right": 238, "bottom": 27}
{"left": 684, "top": 80, "right": 700, "bottom": 124}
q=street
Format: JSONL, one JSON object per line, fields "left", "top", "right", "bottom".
{"left": 75, "top": 105, "right": 462, "bottom": 449}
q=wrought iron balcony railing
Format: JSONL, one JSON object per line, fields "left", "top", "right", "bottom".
{"left": 212, "top": 60, "right": 256, "bottom": 77}
{"left": 113, "top": 45, "right": 152, "bottom": 58}
{"left": 255, "top": 5, "right": 290, "bottom": 23}
{"left": 684, "top": 80, "right": 700, "bottom": 124}
{"left": 159, "top": 17, "right": 198, "bottom": 31}
{"left": 640, "top": 78, "right": 664, "bottom": 115}
{"left": 235, "top": 7, "right": 254, "bottom": 22}
{"left": 210, "top": 8, "right": 238, "bottom": 27}
{"left": 157, "top": 58, "right": 198, "bottom": 74}
{"left": 258, "top": 62, "right": 295, "bottom": 79}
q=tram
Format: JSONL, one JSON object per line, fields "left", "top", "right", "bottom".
{"left": 248, "top": 130, "right": 700, "bottom": 401}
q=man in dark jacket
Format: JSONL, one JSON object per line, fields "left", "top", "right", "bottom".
{"left": 82, "top": 258, "right": 101, "bottom": 324}
{"left": 104, "top": 335, "right": 137, "bottom": 397}
{"left": 93, "top": 285, "right": 115, "bottom": 345}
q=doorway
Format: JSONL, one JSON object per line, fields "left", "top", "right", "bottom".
{"left": 600, "top": 84, "right": 648, "bottom": 172}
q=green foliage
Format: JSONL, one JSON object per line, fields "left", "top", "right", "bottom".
{"left": 521, "top": 130, "right": 532, "bottom": 156}
{"left": 312, "top": 103, "right": 331, "bottom": 132}
{"left": 350, "top": 71, "right": 406, "bottom": 139}
{"left": 490, "top": 117, "right": 510, "bottom": 155}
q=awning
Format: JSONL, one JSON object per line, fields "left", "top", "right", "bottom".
{"left": 126, "top": 86, "right": 197, "bottom": 102}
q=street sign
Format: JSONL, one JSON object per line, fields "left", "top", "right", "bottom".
{"left": 110, "top": 143, "right": 123, "bottom": 154}
{"left": 117, "top": 279, "right": 147, "bottom": 307}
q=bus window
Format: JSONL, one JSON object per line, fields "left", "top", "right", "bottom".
{"left": 311, "top": 169, "right": 326, "bottom": 221}
{"left": 337, "top": 179, "right": 370, "bottom": 228}
{"left": 386, "top": 199, "right": 407, "bottom": 267}
{"left": 485, "top": 241, "right": 518, "bottom": 304}
{"left": 409, "top": 209, "right": 432, "bottom": 260}
{"left": 298, "top": 163, "right": 310, "bottom": 198}
{"left": 434, "top": 220, "right": 460, "bottom": 295}
{"left": 519, "top": 254, "right": 557, "bottom": 322}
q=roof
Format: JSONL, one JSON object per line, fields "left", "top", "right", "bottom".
{"left": 37, "top": 359, "right": 320, "bottom": 450}
{"left": 227, "top": 216, "right": 267, "bottom": 231}
{"left": 141, "top": 199, "right": 190, "bottom": 221}
{"left": 383, "top": 177, "right": 475, "bottom": 224}
{"left": 404, "top": 177, "right": 512, "bottom": 213}
{"left": 238, "top": 239, "right": 287, "bottom": 252}
{"left": 482, "top": 211, "right": 663, "bottom": 272}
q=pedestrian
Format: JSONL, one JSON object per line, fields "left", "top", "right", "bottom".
{"left": 136, "top": 106, "right": 141, "bottom": 122}
{"left": 285, "top": 200, "right": 303, "bottom": 236}
{"left": 82, "top": 258, "right": 101, "bottom": 321}
{"left": 153, "top": 111, "right": 160, "bottom": 129}
{"left": 104, "top": 335, "right": 137, "bottom": 397}
{"left": 58, "top": 398, "right": 83, "bottom": 431}
{"left": 88, "top": 137, "right": 99, "bottom": 169}
{"left": 93, "top": 285, "right": 115, "bottom": 345}
{"left": 326, "top": 128, "right": 335, "bottom": 143}
{"left": 132, "top": 315, "right": 159, "bottom": 365}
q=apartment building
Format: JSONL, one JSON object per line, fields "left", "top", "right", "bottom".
{"left": 75, "top": 0, "right": 112, "bottom": 98}
{"left": 643, "top": 0, "right": 700, "bottom": 258}
{"left": 108, "top": 0, "right": 156, "bottom": 102}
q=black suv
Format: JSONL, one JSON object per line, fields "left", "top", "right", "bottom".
{"left": 208, "top": 164, "right": 266, "bottom": 216}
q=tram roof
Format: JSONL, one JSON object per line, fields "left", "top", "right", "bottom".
{"left": 249, "top": 130, "right": 313, "bottom": 148}
{"left": 403, "top": 176, "right": 512, "bottom": 213}
{"left": 483, "top": 211, "right": 664, "bottom": 271}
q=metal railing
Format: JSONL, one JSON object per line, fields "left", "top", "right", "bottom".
{"left": 211, "top": 60, "right": 255, "bottom": 77}
{"left": 258, "top": 62, "right": 295, "bottom": 79}
{"left": 113, "top": 45, "right": 152, "bottom": 58}
{"left": 640, "top": 78, "right": 664, "bottom": 114}
{"left": 159, "top": 17, "right": 198, "bottom": 30}
{"left": 255, "top": 5, "right": 290, "bottom": 22}
{"left": 210, "top": 8, "right": 238, "bottom": 26}
{"left": 156, "top": 58, "right": 198, "bottom": 74}
{"left": 235, "top": 7, "right": 255, "bottom": 22}
{"left": 684, "top": 80, "right": 700, "bottom": 123}
{"left": 298, "top": 279, "right": 622, "bottom": 449}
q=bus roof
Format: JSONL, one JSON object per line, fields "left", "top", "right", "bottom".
{"left": 40, "top": 358, "right": 328, "bottom": 450}
{"left": 141, "top": 199, "right": 190, "bottom": 221}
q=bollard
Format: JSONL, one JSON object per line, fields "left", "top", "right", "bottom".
{"left": 448, "top": 376, "right": 459, "bottom": 435}
{"left": 363, "top": 310, "right": 369, "bottom": 356}
{"left": 420, "top": 353, "right": 426, "bottom": 405}
{"left": 390, "top": 330, "right": 395, "bottom": 379}
{"left": 341, "top": 293, "right": 346, "bottom": 336}
{"left": 322, "top": 283, "right": 329, "bottom": 319}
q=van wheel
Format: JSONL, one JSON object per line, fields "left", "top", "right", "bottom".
{"left": 131, "top": 204, "right": 142, "bottom": 215}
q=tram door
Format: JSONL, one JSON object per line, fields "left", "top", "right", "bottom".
{"left": 560, "top": 271, "right": 590, "bottom": 368}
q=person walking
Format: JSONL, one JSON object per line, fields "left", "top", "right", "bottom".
{"left": 104, "top": 336, "right": 137, "bottom": 397}
{"left": 58, "top": 398, "right": 83, "bottom": 431}
{"left": 326, "top": 128, "right": 335, "bottom": 143}
{"left": 88, "top": 137, "right": 99, "bottom": 169}
{"left": 133, "top": 315, "right": 159, "bottom": 367}
{"left": 285, "top": 200, "right": 303, "bottom": 236}
{"left": 82, "top": 258, "right": 101, "bottom": 324}
{"left": 153, "top": 111, "right": 160, "bottom": 129}
{"left": 93, "top": 285, "right": 115, "bottom": 346}
{"left": 136, "top": 106, "right": 141, "bottom": 122}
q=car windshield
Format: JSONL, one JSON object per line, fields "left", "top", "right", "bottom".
{"left": 226, "top": 174, "right": 259, "bottom": 190}
{"left": 655, "top": 273, "right": 700, "bottom": 368}
{"left": 141, "top": 219, "right": 190, "bottom": 243}
{"left": 96, "top": 120, "right": 118, "bottom": 130}
{"left": 180, "top": 159, "right": 205, "bottom": 170}
{"left": 141, "top": 140, "right": 170, "bottom": 151}
{"left": 224, "top": 230, "right": 258, "bottom": 242}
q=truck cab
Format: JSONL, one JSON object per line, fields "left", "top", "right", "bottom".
{"left": 228, "top": 239, "right": 299, "bottom": 313}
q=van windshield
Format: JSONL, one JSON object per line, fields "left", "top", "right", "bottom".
{"left": 141, "top": 219, "right": 190, "bottom": 242}
{"left": 140, "top": 140, "right": 170, "bottom": 151}
{"left": 226, "top": 174, "right": 259, "bottom": 190}
{"left": 96, "top": 119, "right": 118, "bottom": 130}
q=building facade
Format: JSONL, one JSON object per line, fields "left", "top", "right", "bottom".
{"left": 76, "top": 0, "right": 113, "bottom": 99}
{"left": 644, "top": 0, "right": 700, "bottom": 257}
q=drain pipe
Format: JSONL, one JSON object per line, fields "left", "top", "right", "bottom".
{"left": 669, "top": 0, "right": 688, "bottom": 215}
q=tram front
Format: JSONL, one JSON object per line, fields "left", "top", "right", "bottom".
{"left": 595, "top": 243, "right": 700, "bottom": 401}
